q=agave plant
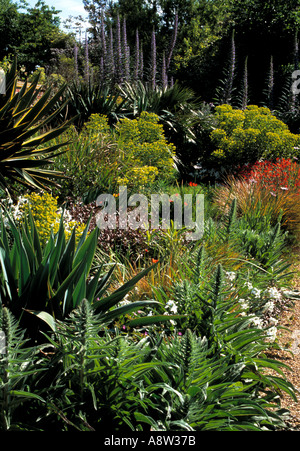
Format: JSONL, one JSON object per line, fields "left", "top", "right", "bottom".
{"left": 0, "top": 58, "right": 73, "bottom": 194}
{"left": 0, "top": 210, "right": 181, "bottom": 342}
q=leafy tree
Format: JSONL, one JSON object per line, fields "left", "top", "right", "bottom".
{"left": 224, "top": 0, "right": 300, "bottom": 104}
{"left": 0, "top": 0, "right": 21, "bottom": 60}
{"left": 16, "top": 0, "right": 68, "bottom": 73}
{"left": 0, "top": 0, "right": 74, "bottom": 73}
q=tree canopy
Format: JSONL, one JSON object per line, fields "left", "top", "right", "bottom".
{"left": 0, "top": 0, "right": 74, "bottom": 73}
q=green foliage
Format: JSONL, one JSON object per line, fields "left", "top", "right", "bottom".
{"left": 209, "top": 104, "right": 300, "bottom": 168}
{"left": 0, "top": 209, "right": 161, "bottom": 342}
{"left": 49, "top": 119, "right": 120, "bottom": 201}
{"left": 144, "top": 329, "right": 294, "bottom": 431}
{"left": 118, "top": 81, "right": 202, "bottom": 170}
{"left": 2, "top": 298, "right": 292, "bottom": 431}
{"left": 116, "top": 111, "right": 177, "bottom": 189}
{"left": 0, "top": 307, "right": 46, "bottom": 430}
{"left": 0, "top": 58, "right": 72, "bottom": 194}
{"left": 12, "top": 191, "right": 87, "bottom": 246}
{"left": 61, "top": 81, "right": 126, "bottom": 130}
{"left": 0, "top": 0, "right": 72, "bottom": 73}
{"left": 37, "top": 300, "right": 164, "bottom": 431}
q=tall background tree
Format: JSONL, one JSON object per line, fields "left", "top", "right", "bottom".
{"left": 0, "top": 0, "right": 74, "bottom": 74}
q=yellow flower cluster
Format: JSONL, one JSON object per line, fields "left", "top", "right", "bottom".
{"left": 83, "top": 114, "right": 110, "bottom": 137}
{"left": 17, "top": 192, "right": 87, "bottom": 245}
{"left": 210, "top": 104, "right": 300, "bottom": 164}
{"left": 117, "top": 166, "right": 159, "bottom": 188}
{"left": 116, "top": 111, "right": 176, "bottom": 188}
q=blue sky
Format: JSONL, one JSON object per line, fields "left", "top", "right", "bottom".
{"left": 21, "top": 0, "right": 89, "bottom": 30}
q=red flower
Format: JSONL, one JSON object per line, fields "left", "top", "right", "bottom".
{"left": 189, "top": 182, "right": 197, "bottom": 187}
{"left": 241, "top": 158, "right": 300, "bottom": 195}
{"left": 152, "top": 258, "right": 159, "bottom": 263}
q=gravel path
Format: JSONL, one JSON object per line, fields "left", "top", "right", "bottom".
{"left": 267, "top": 247, "right": 300, "bottom": 430}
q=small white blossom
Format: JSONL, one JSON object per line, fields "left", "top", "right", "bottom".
{"left": 225, "top": 271, "right": 236, "bottom": 281}
{"left": 268, "top": 317, "right": 278, "bottom": 326}
{"left": 263, "top": 300, "right": 275, "bottom": 313}
{"left": 265, "top": 287, "right": 281, "bottom": 300}
{"left": 250, "top": 315, "right": 264, "bottom": 328}
{"left": 245, "top": 281, "right": 253, "bottom": 290}
{"left": 165, "top": 300, "right": 178, "bottom": 314}
{"left": 239, "top": 299, "right": 250, "bottom": 311}
{"left": 266, "top": 326, "right": 277, "bottom": 342}
{"left": 251, "top": 288, "right": 261, "bottom": 298}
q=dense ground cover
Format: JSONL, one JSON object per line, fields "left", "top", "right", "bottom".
{"left": 1, "top": 54, "right": 300, "bottom": 432}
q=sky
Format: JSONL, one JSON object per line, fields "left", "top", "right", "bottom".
{"left": 20, "top": 0, "right": 89, "bottom": 31}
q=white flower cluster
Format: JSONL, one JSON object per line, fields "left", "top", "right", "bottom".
{"left": 10, "top": 196, "right": 29, "bottom": 221}
{"left": 225, "top": 271, "right": 236, "bottom": 281}
{"left": 264, "top": 287, "right": 281, "bottom": 300}
{"left": 165, "top": 300, "right": 178, "bottom": 314}
{"left": 238, "top": 283, "right": 284, "bottom": 342}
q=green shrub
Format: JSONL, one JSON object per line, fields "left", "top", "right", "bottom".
{"left": 0, "top": 209, "right": 161, "bottom": 343}
{"left": 49, "top": 120, "right": 119, "bottom": 201}
{"left": 116, "top": 111, "right": 177, "bottom": 189}
{"left": 209, "top": 104, "right": 300, "bottom": 168}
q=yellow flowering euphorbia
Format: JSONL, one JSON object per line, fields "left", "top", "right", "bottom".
{"left": 210, "top": 104, "right": 300, "bottom": 166}
{"left": 15, "top": 192, "right": 87, "bottom": 245}
{"left": 116, "top": 111, "right": 177, "bottom": 189}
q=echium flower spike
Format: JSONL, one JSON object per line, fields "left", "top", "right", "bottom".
{"left": 167, "top": 12, "right": 178, "bottom": 70}
{"left": 122, "top": 18, "right": 130, "bottom": 81}
{"left": 100, "top": 56, "right": 104, "bottom": 82}
{"left": 116, "top": 14, "right": 123, "bottom": 83}
{"left": 84, "top": 30, "right": 90, "bottom": 83}
{"left": 151, "top": 29, "right": 157, "bottom": 90}
{"left": 108, "top": 26, "right": 115, "bottom": 81}
{"left": 291, "top": 32, "right": 299, "bottom": 111}
{"left": 140, "top": 43, "right": 144, "bottom": 81}
{"left": 100, "top": 12, "right": 107, "bottom": 80}
{"left": 268, "top": 55, "right": 274, "bottom": 110}
{"left": 294, "top": 30, "right": 299, "bottom": 71}
{"left": 74, "top": 44, "right": 79, "bottom": 83}
{"left": 134, "top": 29, "right": 140, "bottom": 81}
{"left": 242, "top": 56, "right": 249, "bottom": 109}
{"left": 162, "top": 51, "right": 168, "bottom": 89}
{"left": 225, "top": 30, "right": 236, "bottom": 104}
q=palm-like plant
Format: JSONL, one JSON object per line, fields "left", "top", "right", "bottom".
{"left": 60, "top": 81, "right": 127, "bottom": 130}
{"left": 118, "top": 80, "right": 199, "bottom": 135}
{"left": 0, "top": 58, "right": 73, "bottom": 194}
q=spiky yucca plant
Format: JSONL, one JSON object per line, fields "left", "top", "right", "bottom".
{"left": 0, "top": 58, "right": 73, "bottom": 194}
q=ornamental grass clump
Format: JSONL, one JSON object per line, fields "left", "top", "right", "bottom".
{"left": 215, "top": 158, "right": 300, "bottom": 233}
{"left": 240, "top": 158, "right": 300, "bottom": 236}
